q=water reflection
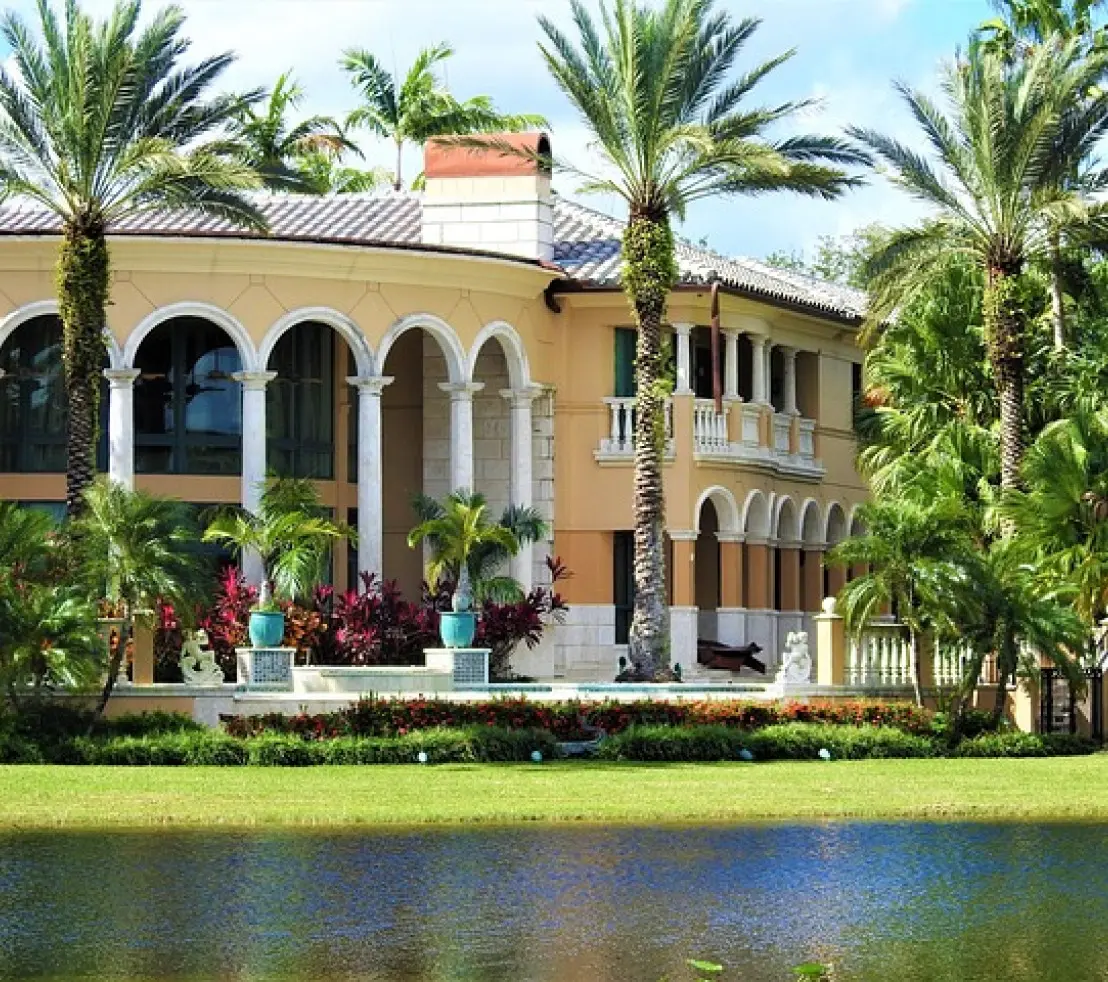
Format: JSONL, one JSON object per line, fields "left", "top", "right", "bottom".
{"left": 1, "top": 823, "right": 1107, "bottom": 981}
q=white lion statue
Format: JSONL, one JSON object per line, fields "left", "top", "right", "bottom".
{"left": 180, "top": 629, "right": 224, "bottom": 686}
{"left": 775, "top": 631, "right": 812, "bottom": 685}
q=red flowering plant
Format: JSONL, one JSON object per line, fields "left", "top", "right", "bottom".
{"left": 200, "top": 567, "right": 257, "bottom": 680}
{"left": 153, "top": 599, "right": 185, "bottom": 682}
{"left": 327, "top": 573, "right": 439, "bottom": 666}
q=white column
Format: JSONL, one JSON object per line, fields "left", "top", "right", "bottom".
{"left": 750, "top": 335, "right": 769, "bottom": 405}
{"left": 439, "top": 381, "right": 484, "bottom": 492}
{"left": 103, "top": 368, "right": 140, "bottom": 488}
{"left": 233, "top": 370, "right": 276, "bottom": 586}
{"left": 501, "top": 385, "right": 542, "bottom": 592}
{"left": 673, "top": 322, "right": 694, "bottom": 395}
{"left": 781, "top": 345, "right": 799, "bottom": 415}
{"left": 723, "top": 329, "right": 739, "bottom": 401}
{"left": 347, "top": 375, "right": 393, "bottom": 583}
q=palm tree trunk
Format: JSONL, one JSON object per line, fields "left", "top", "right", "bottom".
{"left": 623, "top": 212, "right": 677, "bottom": 680}
{"left": 57, "top": 215, "right": 110, "bottom": 518}
{"left": 909, "top": 626, "right": 923, "bottom": 708}
{"left": 95, "top": 609, "right": 129, "bottom": 719}
{"left": 1050, "top": 234, "right": 1066, "bottom": 352}
{"left": 983, "top": 265, "right": 1025, "bottom": 495}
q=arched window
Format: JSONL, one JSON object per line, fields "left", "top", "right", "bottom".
{"left": 0, "top": 315, "right": 107, "bottom": 473}
{"left": 267, "top": 322, "right": 334, "bottom": 479}
{"left": 134, "top": 318, "right": 242, "bottom": 475}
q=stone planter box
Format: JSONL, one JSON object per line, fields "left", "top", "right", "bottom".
{"left": 291, "top": 666, "right": 453, "bottom": 695}
{"left": 424, "top": 648, "right": 491, "bottom": 687}
{"left": 236, "top": 647, "right": 296, "bottom": 689}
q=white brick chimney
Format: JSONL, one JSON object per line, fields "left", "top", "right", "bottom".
{"left": 421, "top": 133, "right": 553, "bottom": 262}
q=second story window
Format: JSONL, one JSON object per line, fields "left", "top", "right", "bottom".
{"left": 614, "top": 327, "right": 636, "bottom": 397}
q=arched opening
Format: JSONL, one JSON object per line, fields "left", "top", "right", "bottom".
{"left": 848, "top": 511, "right": 867, "bottom": 584}
{"left": 0, "top": 314, "right": 108, "bottom": 478}
{"left": 133, "top": 317, "right": 243, "bottom": 475}
{"left": 695, "top": 497, "right": 720, "bottom": 614}
{"left": 470, "top": 339, "right": 512, "bottom": 523}
{"left": 772, "top": 497, "right": 798, "bottom": 612}
{"left": 741, "top": 490, "right": 771, "bottom": 610}
{"left": 824, "top": 502, "right": 847, "bottom": 600}
{"left": 799, "top": 499, "right": 823, "bottom": 612}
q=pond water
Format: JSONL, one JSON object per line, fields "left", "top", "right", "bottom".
{"left": 1, "top": 822, "right": 1107, "bottom": 981}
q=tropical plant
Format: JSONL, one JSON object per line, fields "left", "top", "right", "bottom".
{"left": 296, "top": 150, "right": 390, "bottom": 194}
{"left": 203, "top": 478, "right": 350, "bottom": 608}
{"left": 0, "top": 582, "right": 101, "bottom": 710}
{"left": 850, "top": 38, "right": 1108, "bottom": 491}
{"left": 340, "top": 42, "right": 546, "bottom": 190}
{"left": 0, "top": 0, "right": 267, "bottom": 515}
{"left": 533, "top": 0, "right": 864, "bottom": 677}
{"left": 1001, "top": 408, "right": 1108, "bottom": 622}
{"left": 958, "top": 541, "right": 1087, "bottom": 720}
{"left": 832, "top": 499, "right": 975, "bottom": 705}
{"left": 407, "top": 490, "right": 525, "bottom": 605}
{"left": 228, "top": 71, "right": 355, "bottom": 192}
{"left": 68, "top": 479, "right": 206, "bottom": 713}
{"left": 0, "top": 500, "right": 57, "bottom": 582}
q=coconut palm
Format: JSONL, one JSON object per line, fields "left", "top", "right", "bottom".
{"left": 978, "top": 1, "right": 1108, "bottom": 350}
{"left": 1001, "top": 408, "right": 1108, "bottom": 623}
{"left": 851, "top": 39, "right": 1108, "bottom": 492}
{"left": 0, "top": 0, "right": 267, "bottom": 516}
{"left": 204, "top": 477, "right": 350, "bottom": 607}
{"left": 833, "top": 499, "right": 975, "bottom": 705}
{"left": 535, "top": 0, "right": 865, "bottom": 677}
{"left": 340, "top": 43, "right": 546, "bottom": 191}
{"left": 229, "top": 71, "right": 356, "bottom": 192}
{"left": 407, "top": 491, "right": 525, "bottom": 605}
{"left": 69, "top": 479, "right": 207, "bottom": 713}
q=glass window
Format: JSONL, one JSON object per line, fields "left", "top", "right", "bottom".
{"left": 613, "top": 530, "right": 634, "bottom": 645}
{"left": 267, "top": 322, "right": 334, "bottom": 480}
{"left": 134, "top": 318, "right": 242, "bottom": 475}
{"left": 347, "top": 350, "right": 358, "bottom": 483}
{"left": 614, "top": 328, "right": 636, "bottom": 398}
{"left": 0, "top": 316, "right": 108, "bottom": 473}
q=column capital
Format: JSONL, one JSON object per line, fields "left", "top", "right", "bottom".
{"left": 439, "top": 381, "right": 485, "bottom": 400}
{"left": 668, "top": 529, "right": 698, "bottom": 541}
{"left": 347, "top": 374, "right": 394, "bottom": 395}
{"left": 499, "top": 384, "right": 544, "bottom": 407}
{"left": 232, "top": 370, "right": 277, "bottom": 391}
{"left": 671, "top": 322, "right": 695, "bottom": 336}
{"left": 103, "top": 368, "right": 140, "bottom": 388}
{"left": 715, "top": 531, "right": 744, "bottom": 543}
{"left": 749, "top": 334, "right": 768, "bottom": 350}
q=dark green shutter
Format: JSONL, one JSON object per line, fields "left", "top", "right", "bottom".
{"left": 614, "top": 328, "right": 636, "bottom": 397}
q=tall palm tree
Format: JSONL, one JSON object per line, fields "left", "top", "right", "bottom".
{"left": 340, "top": 43, "right": 546, "bottom": 191}
{"left": 537, "top": 0, "right": 865, "bottom": 678}
{"left": 296, "top": 150, "right": 390, "bottom": 194}
{"left": 229, "top": 71, "right": 355, "bottom": 192}
{"left": 851, "top": 39, "right": 1108, "bottom": 493}
{"left": 0, "top": 0, "right": 267, "bottom": 516}
{"left": 832, "top": 499, "right": 974, "bottom": 705}
{"left": 978, "top": 0, "right": 1108, "bottom": 350}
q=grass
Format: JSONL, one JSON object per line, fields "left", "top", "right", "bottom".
{"left": 3, "top": 756, "right": 1108, "bottom": 829}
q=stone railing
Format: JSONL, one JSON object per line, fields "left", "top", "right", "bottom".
{"left": 848, "top": 622, "right": 913, "bottom": 687}
{"left": 597, "top": 396, "right": 673, "bottom": 458}
{"left": 772, "top": 413, "right": 792, "bottom": 454}
{"left": 798, "top": 418, "right": 816, "bottom": 459}
{"left": 693, "top": 399, "right": 729, "bottom": 453}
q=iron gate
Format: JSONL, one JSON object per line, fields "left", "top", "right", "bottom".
{"left": 1040, "top": 667, "right": 1103, "bottom": 739}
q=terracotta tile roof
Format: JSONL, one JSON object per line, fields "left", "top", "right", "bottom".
{"left": 0, "top": 191, "right": 866, "bottom": 322}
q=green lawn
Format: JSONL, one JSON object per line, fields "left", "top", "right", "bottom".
{"left": 3, "top": 756, "right": 1108, "bottom": 828}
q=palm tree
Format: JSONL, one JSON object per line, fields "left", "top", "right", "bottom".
{"left": 852, "top": 41, "right": 1108, "bottom": 492}
{"left": 0, "top": 501, "right": 57, "bottom": 580}
{"left": 340, "top": 43, "right": 546, "bottom": 191}
{"left": 296, "top": 151, "right": 390, "bottom": 194}
{"left": 832, "top": 499, "right": 974, "bottom": 705}
{"left": 204, "top": 477, "right": 350, "bottom": 606}
{"left": 407, "top": 491, "right": 526, "bottom": 606}
{"left": 229, "top": 71, "right": 356, "bottom": 192}
{"left": 978, "top": 0, "right": 1108, "bottom": 350}
{"left": 1002, "top": 408, "right": 1108, "bottom": 623}
{"left": 536, "top": 0, "right": 864, "bottom": 678}
{"left": 69, "top": 479, "right": 207, "bottom": 713}
{"left": 0, "top": 0, "right": 267, "bottom": 516}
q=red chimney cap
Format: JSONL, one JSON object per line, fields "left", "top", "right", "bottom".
{"left": 425, "top": 132, "right": 551, "bottom": 179}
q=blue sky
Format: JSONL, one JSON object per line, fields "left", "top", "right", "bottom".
{"left": 3, "top": 0, "right": 997, "bottom": 261}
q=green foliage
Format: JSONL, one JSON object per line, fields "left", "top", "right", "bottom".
{"left": 951, "top": 730, "right": 1097, "bottom": 757}
{"left": 204, "top": 478, "right": 350, "bottom": 605}
{"left": 763, "top": 224, "right": 889, "bottom": 289}
{"left": 341, "top": 42, "right": 546, "bottom": 189}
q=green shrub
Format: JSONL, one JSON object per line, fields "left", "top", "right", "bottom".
{"left": 246, "top": 733, "right": 321, "bottom": 766}
{"left": 952, "top": 731, "right": 1098, "bottom": 758}
{"left": 597, "top": 725, "right": 746, "bottom": 762}
{"left": 0, "top": 732, "right": 45, "bottom": 763}
{"left": 101, "top": 711, "right": 205, "bottom": 738}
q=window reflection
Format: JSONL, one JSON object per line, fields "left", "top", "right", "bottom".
{"left": 267, "top": 322, "right": 335, "bottom": 480}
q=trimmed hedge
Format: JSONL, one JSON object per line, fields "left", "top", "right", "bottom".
{"left": 951, "top": 731, "right": 1097, "bottom": 758}
{"left": 222, "top": 697, "right": 936, "bottom": 741}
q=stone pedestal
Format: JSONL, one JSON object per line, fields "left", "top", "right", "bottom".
{"left": 236, "top": 647, "right": 296, "bottom": 689}
{"left": 424, "top": 648, "right": 491, "bottom": 687}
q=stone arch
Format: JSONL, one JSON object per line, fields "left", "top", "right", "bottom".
{"left": 694, "top": 485, "right": 741, "bottom": 537}
{"left": 773, "top": 495, "right": 799, "bottom": 544}
{"left": 800, "top": 497, "right": 823, "bottom": 546}
{"left": 0, "top": 300, "right": 123, "bottom": 369}
{"left": 258, "top": 307, "right": 374, "bottom": 377}
{"left": 123, "top": 302, "right": 258, "bottom": 372}
{"left": 848, "top": 503, "right": 866, "bottom": 538}
{"left": 825, "top": 501, "right": 847, "bottom": 546}
{"left": 741, "top": 488, "right": 772, "bottom": 540}
{"left": 376, "top": 313, "right": 467, "bottom": 383}
{"left": 467, "top": 320, "right": 531, "bottom": 390}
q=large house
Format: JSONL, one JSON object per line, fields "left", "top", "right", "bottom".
{"left": 0, "top": 135, "right": 868, "bottom": 680}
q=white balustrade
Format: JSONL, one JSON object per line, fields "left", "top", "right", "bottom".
{"left": 798, "top": 419, "right": 816, "bottom": 459}
{"left": 693, "top": 399, "right": 729, "bottom": 453}
{"left": 933, "top": 639, "right": 976, "bottom": 687}
{"left": 773, "top": 413, "right": 792, "bottom": 453}
{"left": 600, "top": 397, "right": 673, "bottom": 456}
{"left": 848, "top": 623, "right": 913, "bottom": 687}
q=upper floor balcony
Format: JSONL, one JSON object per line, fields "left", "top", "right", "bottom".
{"left": 594, "top": 323, "right": 824, "bottom": 480}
